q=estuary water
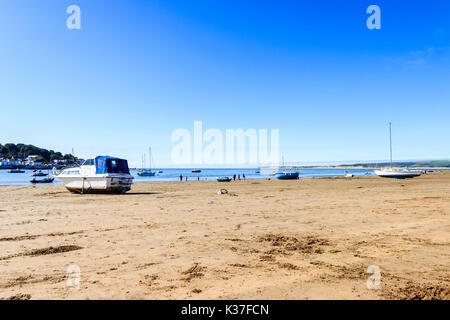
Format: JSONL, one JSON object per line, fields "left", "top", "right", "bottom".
{"left": 0, "top": 168, "right": 375, "bottom": 186}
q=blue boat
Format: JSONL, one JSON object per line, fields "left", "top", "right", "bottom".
{"left": 276, "top": 172, "right": 300, "bottom": 180}
{"left": 30, "top": 177, "right": 54, "bottom": 184}
{"left": 137, "top": 170, "right": 156, "bottom": 177}
{"left": 31, "top": 170, "right": 47, "bottom": 177}
{"left": 8, "top": 168, "right": 25, "bottom": 173}
{"left": 275, "top": 157, "right": 300, "bottom": 180}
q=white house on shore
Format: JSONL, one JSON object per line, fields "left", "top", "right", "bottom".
{"left": 24, "top": 155, "right": 42, "bottom": 167}
{"left": 0, "top": 158, "right": 22, "bottom": 167}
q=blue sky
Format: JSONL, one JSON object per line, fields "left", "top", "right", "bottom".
{"left": 0, "top": 0, "right": 449, "bottom": 167}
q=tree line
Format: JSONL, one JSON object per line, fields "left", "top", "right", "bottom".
{"left": 0, "top": 143, "right": 78, "bottom": 164}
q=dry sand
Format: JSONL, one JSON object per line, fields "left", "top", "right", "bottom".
{"left": 0, "top": 173, "right": 449, "bottom": 300}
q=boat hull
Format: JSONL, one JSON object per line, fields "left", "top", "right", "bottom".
{"left": 137, "top": 171, "right": 155, "bottom": 177}
{"left": 57, "top": 176, "right": 133, "bottom": 194}
{"left": 276, "top": 172, "right": 300, "bottom": 180}
{"left": 375, "top": 170, "right": 421, "bottom": 179}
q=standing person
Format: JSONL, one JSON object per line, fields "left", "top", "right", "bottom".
{"left": 233, "top": 174, "right": 236, "bottom": 181}
{"left": 185, "top": 176, "right": 188, "bottom": 182}
{"left": 243, "top": 174, "right": 246, "bottom": 180}
{"left": 180, "top": 174, "right": 183, "bottom": 182}
{"left": 238, "top": 174, "right": 240, "bottom": 180}
{"left": 197, "top": 176, "right": 200, "bottom": 181}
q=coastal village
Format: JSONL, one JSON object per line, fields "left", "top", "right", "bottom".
{"left": 0, "top": 155, "right": 70, "bottom": 169}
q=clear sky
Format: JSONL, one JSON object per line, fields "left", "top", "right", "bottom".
{"left": 1, "top": 0, "right": 449, "bottom": 167}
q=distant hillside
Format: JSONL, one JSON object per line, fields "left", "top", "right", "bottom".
{"left": 339, "top": 160, "right": 450, "bottom": 168}
{"left": 0, "top": 143, "right": 78, "bottom": 164}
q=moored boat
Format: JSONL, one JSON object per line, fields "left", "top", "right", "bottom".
{"left": 275, "top": 156, "right": 300, "bottom": 180}
{"left": 31, "top": 170, "right": 47, "bottom": 177}
{"left": 192, "top": 169, "right": 201, "bottom": 173}
{"left": 8, "top": 168, "right": 25, "bottom": 173}
{"left": 137, "top": 147, "right": 156, "bottom": 177}
{"left": 137, "top": 170, "right": 155, "bottom": 177}
{"left": 217, "top": 176, "right": 232, "bottom": 182}
{"left": 30, "top": 177, "right": 54, "bottom": 184}
{"left": 276, "top": 172, "right": 300, "bottom": 180}
{"left": 55, "top": 156, "right": 133, "bottom": 194}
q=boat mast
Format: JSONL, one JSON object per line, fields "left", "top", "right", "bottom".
{"left": 389, "top": 122, "right": 393, "bottom": 168}
{"left": 149, "top": 147, "right": 152, "bottom": 171}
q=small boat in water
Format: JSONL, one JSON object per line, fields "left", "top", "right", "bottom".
{"left": 55, "top": 156, "right": 133, "bottom": 194}
{"left": 30, "top": 177, "right": 54, "bottom": 184}
{"left": 137, "top": 147, "right": 156, "bottom": 177}
{"left": 137, "top": 170, "right": 155, "bottom": 177}
{"left": 217, "top": 176, "right": 232, "bottom": 182}
{"left": 8, "top": 168, "right": 25, "bottom": 173}
{"left": 31, "top": 170, "right": 47, "bottom": 177}
{"left": 192, "top": 169, "right": 201, "bottom": 173}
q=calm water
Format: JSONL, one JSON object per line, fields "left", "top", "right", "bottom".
{"left": 0, "top": 168, "right": 375, "bottom": 186}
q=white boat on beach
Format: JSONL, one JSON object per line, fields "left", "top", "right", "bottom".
{"left": 55, "top": 156, "right": 134, "bottom": 193}
{"left": 375, "top": 167, "right": 422, "bottom": 179}
{"left": 375, "top": 123, "right": 421, "bottom": 179}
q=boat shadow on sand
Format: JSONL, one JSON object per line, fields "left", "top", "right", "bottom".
{"left": 123, "top": 192, "right": 161, "bottom": 195}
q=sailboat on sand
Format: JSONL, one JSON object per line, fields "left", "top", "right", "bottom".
{"left": 375, "top": 123, "right": 421, "bottom": 179}
{"left": 275, "top": 157, "right": 300, "bottom": 180}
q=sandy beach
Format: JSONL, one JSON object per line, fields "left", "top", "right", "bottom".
{"left": 0, "top": 173, "right": 449, "bottom": 300}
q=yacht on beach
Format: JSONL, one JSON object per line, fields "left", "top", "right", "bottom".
{"left": 275, "top": 157, "right": 300, "bottom": 180}
{"left": 55, "top": 156, "right": 134, "bottom": 193}
{"left": 375, "top": 167, "right": 421, "bottom": 179}
{"left": 375, "top": 123, "right": 422, "bottom": 179}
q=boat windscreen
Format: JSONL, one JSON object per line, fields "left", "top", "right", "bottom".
{"left": 106, "top": 159, "right": 130, "bottom": 174}
{"left": 83, "top": 159, "right": 95, "bottom": 166}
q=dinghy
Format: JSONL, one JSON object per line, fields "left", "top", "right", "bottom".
{"left": 30, "top": 177, "right": 54, "bottom": 184}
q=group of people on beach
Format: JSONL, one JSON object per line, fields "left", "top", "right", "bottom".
{"left": 179, "top": 174, "right": 246, "bottom": 181}
{"left": 232, "top": 174, "right": 246, "bottom": 181}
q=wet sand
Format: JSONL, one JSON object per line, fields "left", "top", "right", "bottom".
{"left": 0, "top": 173, "right": 449, "bottom": 300}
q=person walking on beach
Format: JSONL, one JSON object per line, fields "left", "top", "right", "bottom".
{"left": 185, "top": 176, "right": 188, "bottom": 181}
{"left": 243, "top": 174, "right": 246, "bottom": 180}
{"left": 238, "top": 174, "right": 240, "bottom": 180}
{"left": 233, "top": 174, "right": 236, "bottom": 181}
{"left": 180, "top": 174, "right": 183, "bottom": 182}
{"left": 197, "top": 176, "right": 200, "bottom": 181}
